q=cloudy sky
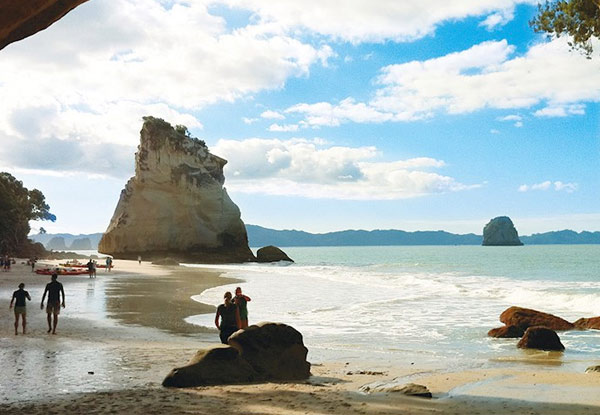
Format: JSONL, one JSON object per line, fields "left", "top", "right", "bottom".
{"left": 1, "top": 0, "right": 598, "bottom": 235}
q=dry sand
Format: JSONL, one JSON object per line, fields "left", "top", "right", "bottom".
{"left": 1, "top": 258, "right": 600, "bottom": 414}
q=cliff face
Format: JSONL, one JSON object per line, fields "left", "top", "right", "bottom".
{"left": 0, "top": 1, "right": 89, "bottom": 51}
{"left": 98, "top": 117, "right": 254, "bottom": 263}
{"left": 482, "top": 216, "right": 523, "bottom": 246}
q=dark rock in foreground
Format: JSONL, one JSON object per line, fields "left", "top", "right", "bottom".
{"left": 228, "top": 322, "right": 309, "bottom": 380}
{"left": 482, "top": 216, "right": 523, "bottom": 246}
{"left": 256, "top": 245, "right": 294, "bottom": 263}
{"left": 162, "top": 346, "right": 256, "bottom": 387}
{"left": 585, "top": 365, "right": 600, "bottom": 373}
{"left": 394, "top": 383, "right": 432, "bottom": 398}
{"left": 517, "top": 326, "right": 565, "bottom": 351}
{"left": 488, "top": 325, "right": 525, "bottom": 338}
{"left": 573, "top": 317, "right": 600, "bottom": 330}
{"left": 500, "top": 306, "right": 574, "bottom": 331}
{"left": 163, "top": 322, "right": 310, "bottom": 387}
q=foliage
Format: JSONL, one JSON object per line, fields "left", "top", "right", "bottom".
{"left": 0, "top": 172, "right": 56, "bottom": 255}
{"left": 531, "top": 0, "right": 600, "bottom": 57}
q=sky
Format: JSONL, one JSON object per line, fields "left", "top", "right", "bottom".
{"left": 0, "top": 0, "right": 599, "bottom": 236}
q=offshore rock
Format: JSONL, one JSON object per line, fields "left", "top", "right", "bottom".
{"left": 256, "top": 245, "right": 294, "bottom": 263}
{"left": 482, "top": 216, "right": 523, "bottom": 246}
{"left": 0, "top": 0, "right": 89, "bottom": 50}
{"left": 99, "top": 117, "right": 254, "bottom": 263}
{"left": 517, "top": 327, "right": 565, "bottom": 351}
{"left": 573, "top": 317, "right": 600, "bottom": 330}
{"left": 499, "top": 306, "right": 574, "bottom": 331}
{"left": 488, "top": 325, "right": 525, "bottom": 338}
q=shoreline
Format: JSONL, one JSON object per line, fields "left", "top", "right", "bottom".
{"left": 2, "top": 259, "right": 600, "bottom": 414}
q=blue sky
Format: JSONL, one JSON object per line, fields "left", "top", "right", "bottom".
{"left": 0, "top": 0, "right": 598, "bottom": 235}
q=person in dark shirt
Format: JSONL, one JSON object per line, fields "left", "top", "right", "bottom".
{"left": 234, "top": 286, "right": 251, "bottom": 329}
{"left": 10, "top": 283, "right": 31, "bottom": 335}
{"left": 41, "top": 273, "right": 66, "bottom": 334}
{"left": 214, "top": 291, "right": 241, "bottom": 344}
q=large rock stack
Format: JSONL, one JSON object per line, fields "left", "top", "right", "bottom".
{"left": 99, "top": 117, "right": 254, "bottom": 263}
{"left": 482, "top": 216, "right": 523, "bottom": 246}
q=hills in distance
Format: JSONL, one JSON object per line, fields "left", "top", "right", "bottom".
{"left": 30, "top": 226, "right": 600, "bottom": 250}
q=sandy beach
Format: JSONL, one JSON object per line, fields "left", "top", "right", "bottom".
{"left": 2, "top": 259, "right": 600, "bottom": 414}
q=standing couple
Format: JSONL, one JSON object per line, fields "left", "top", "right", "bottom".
{"left": 214, "top": 287, "right": 250, "bottom": 344}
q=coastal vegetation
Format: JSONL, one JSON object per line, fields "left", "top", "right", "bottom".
{"left": 0, "top": 172, "right": 55, "bottom": 256}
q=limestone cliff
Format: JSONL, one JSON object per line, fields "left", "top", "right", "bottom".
{"left": 99, "top": 117, "right": 255, "bottom": 263}
{"left": 0, "top": 0, "right": 89, "bottom": 51}
{"left": 482, "top": 216, "right": 523, "bottom": 246}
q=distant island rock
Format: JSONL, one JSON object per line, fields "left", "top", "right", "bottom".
{"left": 69, "top": 237, "right": 92, "bottom": 250}
{"left": 482, "top": 216, "right": 523, "bottom": 246}
{"left": 46, "top": 236, "right": 67, "bottom": 251}
{"left": 98, "top": 116, "right": 254, "bottom": 263}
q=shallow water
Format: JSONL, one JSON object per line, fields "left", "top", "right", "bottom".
{"left": 184, "top": 245, "right": 600, "bottom": 371}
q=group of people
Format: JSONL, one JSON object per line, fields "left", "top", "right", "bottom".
{"left": 9, "top": 274, "right": 66, "bottom": 335}
{"left": 214, "top": 287, "right": 251, "bottom": 344}
{"left": 2, "top": 255, "right": 12, "bottom": 271}
{"left": 87, "top": 259, "right": 97, "bottom": 278}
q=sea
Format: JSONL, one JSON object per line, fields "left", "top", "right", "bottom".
{"left": 183, "top": 245, "right": 600, "bottom": 373}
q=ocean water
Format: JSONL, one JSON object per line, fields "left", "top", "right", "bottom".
{"left": 184, "top": 245, "right": 600, "bottom": 372}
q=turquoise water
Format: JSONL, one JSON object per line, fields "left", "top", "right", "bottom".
{"left": 185, "top": 245, "right": 600, "bottom": 371}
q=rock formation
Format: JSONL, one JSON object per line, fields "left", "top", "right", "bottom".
{"left": 573, "top": 317, "right": 600, "bottom": 330}
{"left": 499, "top": 306, "right": 574, "bottom": 331}
{"left": 482, "top": 216, "right": 523, "bottom": 246}
{"left": 162, "top": 322, "right": 311, "bottom": 387}
{"left": 488, "top": 325, "right": 525, "bottom": 338}
{"left": 98, "top": 117, "right": 254, "bottom": 263}
{"left": 46, "top": 236, "right": 67, "bottom": 251}
{"left": 517, "top": 327, "right": 565, "bottom": 351}
{"left": 256, "top": 245, "right": 294, "bottom": 263}
{"left": 0, "top": 0, "right": 89, "bottom": 51}
{"left": 70, "top": 237, "right": 92, "bottom": 250}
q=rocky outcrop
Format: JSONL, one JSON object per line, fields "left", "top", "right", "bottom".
{"left": 47, "top": 236, "right": 67, "bottom": 251}
{"left": 0, "top": 0, "right": 89, "bottom": 51}
{"left": 573, "top": 317, "right": 600, "bottom": 330}
{"left": 162, "top": 346, "right": 257, "bottom": 387}
{"left": 482, "top": 216, "right": 523, "bottom": 246}
{"left": 70, "top": 237, "right": 92, "bottom": 250}
{"left": 499, "top": 306, "right": 574, "bottom": 331}
{"left": 586, "top": 365, "right": 600, "bottom": 373}
{"left": 488, "top": 325, "right": 525, "bottom": 338}
{"left": 162, "top": 322, "right": 310, "bottom": 387}
{"left": 228, "top": 322, "right": 310, "bottom": 381}
{"left": 517, "top": 327, "right": 565, "bottom": 351}
{"left": 256, "top": 245, "right": 294, "bottom": 263}
{"left": 99, "top": 117, "right": 254, "bottom": 263}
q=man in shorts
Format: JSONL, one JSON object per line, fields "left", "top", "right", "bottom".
{"left": 41, "top": 273, "right": 66, "bottom": 334}
{"left": 10, "top": 283, "right": 31, "bottom": 335}
{"left": 234, "top": 287, "right": 251, "bottom": 329}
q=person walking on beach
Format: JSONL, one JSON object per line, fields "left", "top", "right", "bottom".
{"left": 41, "top": 273, "right": 65, "bottom": 334}
{"left": 10, "top": 283, "right": 31, "bottom": 335}
{"left": 215, "top": 291, "right": 241, "bottom": 344}
{"left": 87, "top": 258, "right": 94, "bottom": 278}
{"left": 92, "top": 260, "right": 97, "bottom": 278}
{"left": 137, "top": 255, "right": 142, "bottom": 265}
{"left": 234, "top": 287, "right": 251, "bottom": 329}
{"left": 105, "top": 256, "right": 112, "bottom": 272}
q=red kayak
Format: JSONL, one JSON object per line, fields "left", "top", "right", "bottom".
{"left": 59, "top": 263, "right": 113, "bottom": 269}
{"left": 35, "top": 268, "right": 89, "bottom": 276}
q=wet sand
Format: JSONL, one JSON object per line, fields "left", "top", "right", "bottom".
{"left": 2, "top": 259, "right": 600, "bottom": 414}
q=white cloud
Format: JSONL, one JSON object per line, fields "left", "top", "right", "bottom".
{"left": 498, "top": 114, "right": 522, "bottom": 121}
{"left": 0, "top": 0, "right": 331, "bottom": 156}
{"left": 514, "top": 121, "right": 523, "bottom": 128}
{"left": 268, "top": 123, "right": 299, "bottom": 132}
{"left": 261, "top": 110, "right": 286, "bottom": 120}
{"left": 243, "top": 117, "right": 259, "bottom": 124}
{"left": 220, "top": 0, "right": 535, "bottom": 43}
{"left": 213, "top": 137, "right": 477, "bottom": 199}
{"left": 533, "top": 104, "right": 586, "bottom": 118}
{"left": 518, "top": 181, "right": 578, "bottom": 193}
{"left": 286, "top": 38, "right": 600, "bottom": 126}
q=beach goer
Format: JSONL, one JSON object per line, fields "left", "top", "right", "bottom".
{"left": 30, "top": 258, "right": 36, "bottom": 272}
{"left": 92, "top": 260, "right": 97, "bottom": 278}
{"left": 137, "top": 255, "right": 142, "bottom": 265}
{"left": 87, "top": 258, "right": 94, "bottom": 278}
{"left": 105, "top": 256, "right": 112, "bottom": 272}
{"left": 41, "top": 273, "right": 66, "bottom": 334}
{"left": 215, "top": 291, "right": 241, "bottom": 344}
{"left": 10, "top": 283, "right": 31, "bottom": 335}
{"left": 234, "top": 287, "right": 251, "bottom": 329}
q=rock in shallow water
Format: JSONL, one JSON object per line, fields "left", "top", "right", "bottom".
{"left": 488, "top": 325, "right": 525, "bottom": 338}
{"left": 517, "top": 326, "right": 565, "bottom": 351}
{"left": 499, "top": 306, "right": 574, "bottom": 331}
{"left": 256, "top": 245, "right": 294, "bottom": 263}
{"left": 573, "top": 317, "right": 600, "bottom": 330}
